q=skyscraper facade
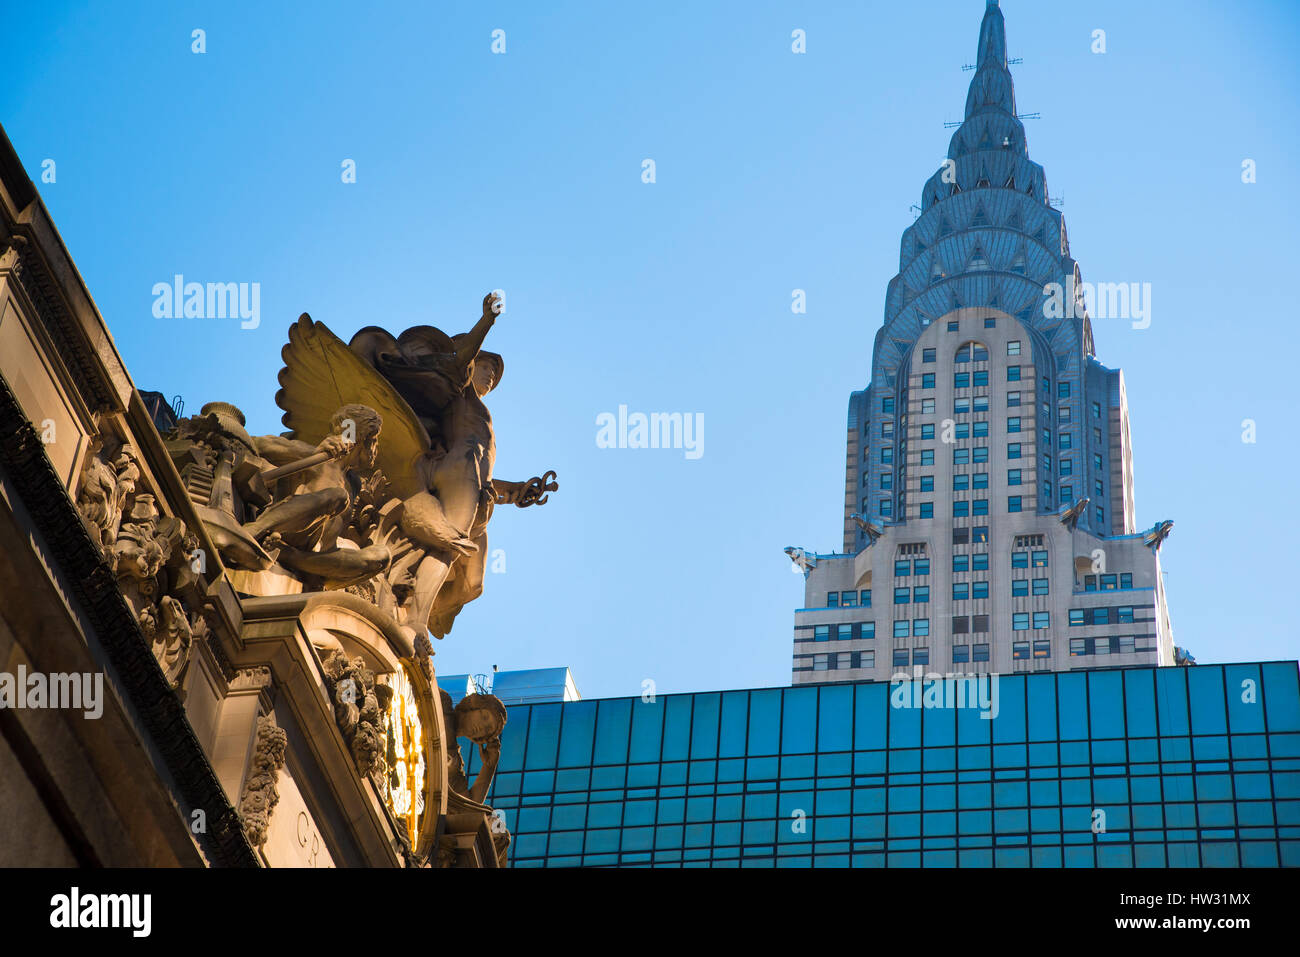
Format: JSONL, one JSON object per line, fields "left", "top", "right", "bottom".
{"left": 791, "top": 0, "right": 1175, "bottom": 684}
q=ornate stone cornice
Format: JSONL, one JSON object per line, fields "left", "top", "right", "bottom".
{"left": 0, "top": 370, "right": 259, "bottom": 867}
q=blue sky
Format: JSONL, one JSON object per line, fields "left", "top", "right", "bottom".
{"left": 3, "top": 0, "right": 1298, "bottom": 698}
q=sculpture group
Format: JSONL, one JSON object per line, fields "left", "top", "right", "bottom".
{"left": 166, "top": 292, "right": 556, "bottom": 645}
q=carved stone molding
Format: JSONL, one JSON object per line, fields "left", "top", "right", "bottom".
{"left": 239, "top": 714, "right": 288, "bottom": 848}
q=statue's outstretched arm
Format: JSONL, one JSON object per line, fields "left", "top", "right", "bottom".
{"left": 252, "top": 434, "right": 317, "bottom": 466}
{"left": 454, "top": 292, "right": 500, "bottom": 374}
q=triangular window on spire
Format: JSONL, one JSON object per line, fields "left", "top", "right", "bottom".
{"left": 971, "top": 203, "right": 989, "bottom": 227}
{"left": 978, "top": 126, "right": 992, "bottom": 150}
{"left": 1006, "top": 206, "right": 1022, "bottom": 230}
{"left": 931, "top": 192, "right": 940, "bottom": 208}
{"left": 1010, "top": 250, "right": 1027, "bottom": 275}
{"left": 967, "top": 244, "right": 990, "bottom": 271}
{"left": 950, "top": 182, "right": 962, "bottom": 196}
{"left": 1033, "top": 225, "right": 1046, "bottom": 245}
{"left": 929, "top": 256, "right": 946, "bottom": 285}
{"left": 1004, "top": 172, "right": 1016, "bottom": 190}
{"left": 939, "top": 216, "right": 953, "bottom": 238}
{"left": 1026, "top": 179, "right": 1037, "bottom": 198}
{"left": 915, "top": 236, "right": 927, "bottom": 254}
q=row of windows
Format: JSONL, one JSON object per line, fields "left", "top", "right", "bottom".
{"left": 1083, "top": 573, "right": 1134, "bottom": 591}
{"left": 1012, "top": 612, "right": 1051, "bottom": 631}
{"left": 895, "top": 588, "right": 931, "bottom": 604}
{"left": 1070, "top": 636, "right": 1155, "bottom": 656}
{"left": 920, "top": 337, "right": 1020, "bottom": 365}
{"left": 826, "top": 590, "right": 872, "bottom": 608}
{"left": 809, "top": 623, "right": 875, "bottom": 641}
{"left": 894, "top": 559, "right": 931, "bottom": 576}
{"left": 807, "top": 651, "right": 873, "bottom": 671}
{"left": 951, "top": 581, "right": 991, "bottom": 600}
{"left": 1069, "top": 606, "right": 1139, "bottom": 626}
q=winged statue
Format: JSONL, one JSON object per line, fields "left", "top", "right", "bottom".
{"left": 171, "top": 292, "right": 556, "bottom": 644}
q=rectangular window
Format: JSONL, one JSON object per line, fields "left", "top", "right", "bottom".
{"left": 953, "top": 501, "right": 969, "bottom": 518}
{"left": 1011, "top": 551, "right": 1028, "bottom": 569}
{"left": 861, "top": 650, "right": 877, "bottom": 668}
{"left": 1059, "top": 432, "right": 1072, "bottom": 450}
{"left": 984, "top": 317, "right": 996, "bottom": 329}
{"left": 922, "top": 373, "right": 935, "bottom": 389}
{"left": 894, "top": 587, "right": 910, "bottom": 604}
{"left": 1060, "top": 458, "right": 1073, "bottom": 476}
{"left": 952, "top": 527, "right": 969, "bottom": 545}
{"left": 972, "top": 526, "right": 989, "bottom": 543}
{"left": 1011, "top": 579, "right": 1028, "bottom": 597}
{"left": 1007, "top": 496, "right": 1022, "bottom": 512}
{"left": 952, "top": 555, "right": 969, "bottom": 573}
{"left": 971, "top": 581, "right": 989, "bottom": 600}
{"left": 1084, "top": 575, "right": 1097, "bottom": 591}
{"left": 912, "top": 647, "right": 929, "bottom": 665}
{"left": 954, "top": 397, "right": 970, "bottom": 414}
{"left": 1007, "top": 366, "right": 1021, "bottom": 382}
{"left": 881, "top": 447, "right": 893, "bottom": 464}
{"left": 1033, "top": 641, "right": 1050, "bottom": 659}
{"left": 1058, "top": 382, "right": 1071, "bottom": 398}
{"left": 913, "top": 586, "right": 930, "bottom": 603}
{"left": 921, "top": 398, "right": 935, "bottom": 414}
{"left": 1059, "top": 405, "right": 1072, "bottom": 423}
{"left": 920, "top": 476, "right": 934, "bottom": 492}
{"left": 838, "top": 624, "right": 853, "bottom": 640}
{"left": 1007, "top": 442, "right": 1021, "bottom": 460}
{"left": 1120, "top": 573, "right": 1132, "bottom": 589}
{"left": 954, "top": 372, "right": 970, "bottom": 389}
{"left": 1007, "top": 391, "right": 1021, "bottom": 408}
{"left": 1092, "top": 608, "right": 1109, "bottom": 625}
{"left": 971, "top": 553, "right": 989, "bottom": 571}
{"left": 973, "top": 396, "right": 989, "bottom": 413}
{"left": 880, "top": 500, "right": 892, "bottom": 516}
{"left": 952, "top": 616, "right": 969, "bottom": 634}
{"left": 882, "top": 398, "right": 895, "bottom": 413}
{"left": 892, "top": 648, "right": 909, "bottom": 666}
{"left": 919, "top": 501, "right": 934, "bottom": 518}
{"left": 861, "top": 589, "right": 872, "bottom": 608}
{"left": 1007, "top": 341, "right": 1021, "bottom": 356}
{"left": 972, "top": 615, "right": 989, "bottom": 633}
{"left": 954, "top": 423, "right": 968, "bottom": 439}
{"left": 814, "top": 625, "right": 830, "bottom": 641}
{"left": 1012, "top": 613, "right": 1029, "bottom": 631}
{"left": 1031, "top": 550, "right": 1049, "bottom": 568}
{"left": 972, "top": 498, "right": 989, "bottom": 516}
{"left": 1013, "top": 642, "right": 1030, "bottom": 660}
{"left": 972, "top": 643, "right": 990, "bottom": 662}
{"left": 1118, "top": 606, "right": 1134, "bottom": 624}
{"left": 880, "top": 474, "right": 892, "bottom": 489}
{"left": 952, "top": 474, "right": 969, "bottom": 491}
{"left": 1007, "top": 416, "right": 1021, "bottom": 433}
{"left": 952, "top": 645, "right": 970, "bottom": 663}
{"left": 1096, "top": 506, "right": 1104, "bottom": 525}
{"left": 923, "top": 348, "right": 936, "bottom": 363}
{"left": 1100, "top": 573, "right": 1117, "bottom": 590}
{"left": 814, "top": 653, "right": 830, "bottom": 671}
{"left": 1069, "top": 610, "right": 1084, "bottom": 626}
{"left": 861, "top": 621, "right": 876, "bottom": 638}
{"left": 914, "top": 559, "right": 930, "bottom": 576}
{"left": 841, "top": 591, "right": 858, "bottom": 608}
{"left": 947, "top": 320, "right": 959, "bottom": 331}
{"left": 882, "top": 422, "right": 894, "bottom": 438}
{"left": 1060, "top": 484, "right": 1073, "bottom": 501}
{"left": 972, "top": 421, "right": 989, "bottom": 437}
{"left": 1007, "top": 469, "right": 1022, "bottom": 486}
{"left": 973, "top": 370, "right": 989, "bottom": 387}
{"left": 1070, "top": 637, "right": 1088, "bottom": 656}
{"left": 1094, "top": 453, "right": 1104, "bottom": 470}
{"left": 913, "top": 618, "right": 930, "bottom": 637}
{"left": 827, "top": 592, "right": 839, "bottom": 607}
{"left": 1092, "top": 401, "right": 1102, "bottom": 418}
{"left": 920, "top": 424, "right": 935, "bottom": 439}
{"left": 972, "top": 472, "right": 988, "bottom": 489}
{"left": 920, "top": 449, "right": 935, "bottom": 466}
{"left": 893, "top": 620, "right": 910, "bottom": 638}
{"left": 953, "top": 582, "right": 969, "bottom": 601}
{"left": 972, "top": 447, "right": 989, "bottom": 463}
{"left": 1032, "top": 578, "right": 1049, "bottom": 596}
{"left": 1094, "top": 479, "right": 1104, "bottom": 497}
{"left": 1032, "top": 611, "right": 1049, "bottom": 629}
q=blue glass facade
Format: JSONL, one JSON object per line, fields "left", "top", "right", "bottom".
{"left": 481, "top": 662, "right": 1300, "bottom": 867}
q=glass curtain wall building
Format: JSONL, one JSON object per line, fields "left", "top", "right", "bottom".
{"left": 479, "top": 663, "right": 1300, "bottom": 868}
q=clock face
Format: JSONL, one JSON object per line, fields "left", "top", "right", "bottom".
{"left": 382, "top": 664, "right": 427, "bottom": 851}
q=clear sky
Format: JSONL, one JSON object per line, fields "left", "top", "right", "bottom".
{"left": 3, "top": 0, "right": 1298, "bottom": 698}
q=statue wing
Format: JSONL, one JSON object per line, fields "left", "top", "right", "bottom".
{"left": 275, "top": 313, "right": 431, "bottom": 501}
